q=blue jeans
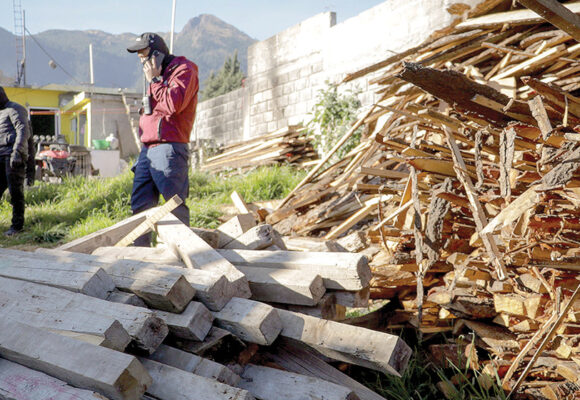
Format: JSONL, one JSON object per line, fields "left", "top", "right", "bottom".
{"left": 131, "top": 143, "right": 190, "bottom": 246}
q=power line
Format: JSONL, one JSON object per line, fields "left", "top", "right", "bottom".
{"left": 24, "top": 27, "right": 85, "bottom": 86}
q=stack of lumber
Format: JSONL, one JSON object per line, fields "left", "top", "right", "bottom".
{"left": 200, "top": 125, "right": 318, "bottom": 173}
{"left": 0, "top": 202, "right": 412, "bottom": 400}
{"left": 264, "top": 0, "right": 580, "bottom": 398}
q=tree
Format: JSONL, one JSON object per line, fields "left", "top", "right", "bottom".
{"left": 200, "top": 51, "right": 244, "bottom": 100}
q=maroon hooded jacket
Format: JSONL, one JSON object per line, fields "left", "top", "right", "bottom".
{"left": 139, "top": 56, "right": 199, "bottom": 145}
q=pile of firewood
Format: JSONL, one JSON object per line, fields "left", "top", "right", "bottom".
{"left": 200, "top": 125, "right": 318, "bottom": 173}
{"left": 266, "top": 1, "right": 580, "bottom": 398}
{"left": 0, "top": 200, "right": 412, "bottom": 400}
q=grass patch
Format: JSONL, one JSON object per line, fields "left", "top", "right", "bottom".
{"left": 0, "top": 164, "right": 306, "bottom": 247}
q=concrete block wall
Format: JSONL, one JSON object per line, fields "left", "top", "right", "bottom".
{"left": 193, "top": 0, "right": 486, "bottom": 146}
{"left": 192, "top": 86, "right": 247, "bottom": 146}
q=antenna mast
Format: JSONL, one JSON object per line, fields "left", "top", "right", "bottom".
{"left": 13, "top": 0, "right": 26, "bottom": 86}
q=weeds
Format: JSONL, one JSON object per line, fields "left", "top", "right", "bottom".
{"left": 352, "top": 330, "right": 507, "bottom": 400}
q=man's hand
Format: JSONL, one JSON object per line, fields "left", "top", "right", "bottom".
{"left": 143, "top": 57, "right": 162, "bottom": 83}
{"left": 10, "top": 151, "right": 23, "bottom": 169}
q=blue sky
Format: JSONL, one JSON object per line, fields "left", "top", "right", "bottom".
{"left": 1, "top": 0, "right": 386, "bottom": 40}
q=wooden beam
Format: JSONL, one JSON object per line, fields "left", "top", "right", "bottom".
{"left": 517, "top": 0, "right": 580, "bottom": 42}
{"left": 239, "top": 266, "right": 326, "bottom": 306}
{"left": 0, "top": 248, "right": 114, "bottom": 299}
{"left": 149, "top": 344, "right": 240, "bottom": 386}
{"left": 216, "top": 248, "right": 371, "bottom": 291}
{"left": 212, "top": 297, "right": 282, "bottom": 345}
{"left": 239, "top": 364, "right": 359, "bottom": 400}
{"left": 264, "top": 337, "right": 387, "bottom": 400}
{"left": 88, "top": 247, "right": 234, "bottom": 311}
{"left": 276, "top": 309, "right": 412, "bottom": 376}
{"left": 34, "top": 248, "right": 195, "bottom": 313}
{"left": 0, "top": 358, "right": 109, "bottom": 400}
{"left": 139, "top": 359, "right": 253, "bottom": 400}
{"left": 0, "top": 276, "right": 167, "bottom": 354}
{"left": 157, "top": 213, "right": 251, "bottom": 299}
{"left": 153, "top": 301, "right": 214, "bottom": 341}
{"left": 0, "top": 305, "right": 131, "bottom": 352}
{"left": 0, "top": 319, "right": 151, "bottom": 400}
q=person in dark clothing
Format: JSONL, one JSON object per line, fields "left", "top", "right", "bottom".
{"left": 126, "top": 33, "right": 199, "bottom": 246}
{"left": 0, "top": 86, "right": 30, "bottom": 236}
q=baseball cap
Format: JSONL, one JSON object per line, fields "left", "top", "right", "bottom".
{"left": 127, "top": 32, "right": 169, "bottom": 54}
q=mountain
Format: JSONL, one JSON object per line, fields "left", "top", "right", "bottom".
{"left": 0, "top": 15, "right": 256, "bottom": 91}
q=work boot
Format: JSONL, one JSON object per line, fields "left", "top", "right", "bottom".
{"left": 4, "top": 227, "right": 22, "bottom": 236}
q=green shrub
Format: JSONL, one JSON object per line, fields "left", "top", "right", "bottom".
{"left": 307, "top": 82, "right": 362, "bottom": 164}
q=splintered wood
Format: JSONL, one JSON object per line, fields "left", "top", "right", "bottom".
{"left": 200, "top": 125, "right": 318, "bottom": 173}
{"left": 266, "top": 1, "right": 580, "bottom": 397}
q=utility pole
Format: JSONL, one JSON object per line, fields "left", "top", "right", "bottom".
{"left": 89, "top": 43, "right": 94, "bottom": 87}
{"left": 170, "top": 0, "right": 177, "bottom": 53}
{"left": 22, "top": 10, "right": 26, "bottom": 86}
{"left": 13, "top": 0, "right": 25, "bottom": 86}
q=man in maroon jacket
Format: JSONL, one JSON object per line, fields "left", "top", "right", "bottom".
{"left": 127, "top": 33, "right": 199, "bottom": 246}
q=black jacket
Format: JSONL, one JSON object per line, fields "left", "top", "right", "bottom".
{"left": 0, "top": 99, "right": 30, "bottom": 159}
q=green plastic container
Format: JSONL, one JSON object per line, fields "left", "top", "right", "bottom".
{"left": 92, "top": 139, "right": 110, "bottom": 150}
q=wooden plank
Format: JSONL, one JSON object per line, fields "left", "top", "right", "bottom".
{"left": 139, "top": 358, "right": 254, "bottom": 400}
{"left": 231, "top": 190, "right": 252, "bottom": 214}
{"left": 216, "top": 213, "right": 256, "bottom": 248}
{"left": 157, "top": 213, "right": 252, "bottom": 298}
{"left": 239, "top": 266, "right": 326, "bottom": 306}
{"left": 212, "top": 297, "right": 282, "bottom": 345}
{"left": 57, "top": 207, "right": 156, "bottom": 253}
{"left": 276, "top": 309, "right": 412, "bottom": 376}
{"left": 0, "top": 248, "right": 114, "bottom": 299}
{"left": 0, "top": 319, "right": 151, "bottom": 400}
{"left": 325, "top": 195, "right": 392, "bottom": 240}
{"left": 517, "top": 0, "right": 580, "bottom": 42}
{"left": 263, "top": 337, "right": 387, "bottom": 400}
{"left": 0, "top": 276, "right": 167, "bottom": 354}
{"left": 216, "top": 249, "right": 371, "bottom": 291}
{"left": 358, "top": 166, "right": 409, "bottom": 179}
{"left": 0, "top": 358, "right": 109, "bottom": 400}
{"left": 457, "top": 2, "right": 580, "bottom": 29}
{"left": 149, "top": 344, "right": 240, "bottom": 386}
{"left": 33, "top": 248, "right": 195, "bottom": 313}
{"left": 114, "top": 194, "right": 183, "bottom": 247}
{"left": 239, "top": 364, "right": 360, "bottom": 400}
{"left": 154, "top": 301, "right": 214, "bottom": 341}
{"left": 88, "top": 246, "right": 233, "bottom": 311}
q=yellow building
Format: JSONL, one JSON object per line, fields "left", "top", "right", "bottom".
{"left": 3, "top": 84, "right": 140, "bottom": 158}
